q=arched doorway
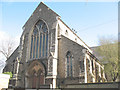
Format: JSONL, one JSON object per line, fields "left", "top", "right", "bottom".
{"left": 27, "top": 61, "right": 45, "bottom": 88}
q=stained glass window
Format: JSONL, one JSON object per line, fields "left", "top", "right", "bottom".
{"left": 36, "top": 35, "right": 39, "bottom": 58}
{"left": 42, "top": 34, "right": 45, "bottom": 57}
{"left": 46, "top": 34, "right": 48, "bottom": 57}
{"left": 39, "top": 33, "right": 42, "bottom": 58}
{"left": 33, "top": 36, "right": 36, "bottom": 58}
{"left": 30, "top": 20, "right": 48, "bottom": 59}
{"left": 30, "top": 35, "right": 33, "bottom": 59}
{"left": 66, "top": 51, "right": 73, "bottom": 77}
{"left": 80, "top": 60, "right": 84, "bottom": 73}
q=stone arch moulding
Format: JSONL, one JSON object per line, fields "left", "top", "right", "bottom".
{"left": 25, "top": 60, "right": 46, "bottom": 88}
{"left": 30, "top": 18, "right": 49, "bottom": 36}
{"left": 29, "top": 18, "right": 49, "bottom": 59}
{"left": 65, "top": 51, "right": 74, "bottom": 77}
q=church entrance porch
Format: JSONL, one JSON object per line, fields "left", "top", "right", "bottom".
{"left": 26, "top": 60, "right": 45, "bottom": 88}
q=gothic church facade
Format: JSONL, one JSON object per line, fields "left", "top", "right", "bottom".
{"left": 3, "top": 2, "right": 106, "bottom": 88}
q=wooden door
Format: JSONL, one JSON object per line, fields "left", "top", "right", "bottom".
{"left": 31, "top": 70, "right": 44, "bottom": 88}
{"left": 28, "top": 61, "right": 45, "bottom": 88}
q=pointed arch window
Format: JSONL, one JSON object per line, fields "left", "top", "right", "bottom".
{"left": 66, "top": 51, "right": 73, "bottom": 77}
{"left": 30, "top": 20, "right": 48, "bottom": 59}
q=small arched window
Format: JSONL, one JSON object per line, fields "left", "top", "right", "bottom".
{"left": 66, "top": 51, "right": 73, "bottom": 77}
{"left": 30, "top": 20, "right": 48, "bottom": 59}
{"left": 65, "top": 30, "right": 68, "bottom": 35}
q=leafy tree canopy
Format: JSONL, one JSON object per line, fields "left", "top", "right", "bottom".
{"left": 96, "top": 36, "right": 118, "bottom": 82}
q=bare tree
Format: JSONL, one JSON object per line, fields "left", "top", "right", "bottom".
{"left": 0, "top": 39, "right": 16, "bottom": 73}
{"left": 0, "top": 39, "right": 14, "bottom": 60}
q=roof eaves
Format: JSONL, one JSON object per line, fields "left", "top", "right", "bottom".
{"left": 58, "top": 18, "right": 92, "bottom": 51}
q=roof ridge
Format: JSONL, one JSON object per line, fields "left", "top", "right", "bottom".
{"left": 40, "top": 2, "right": 60, "bottom": 17}
{"left": 22, "top": 2, "right": 60, "bottom": 29}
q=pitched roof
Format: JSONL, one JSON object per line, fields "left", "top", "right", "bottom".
{"left": 22, "top": 2, "right": 60, "bottom": 29}
{"left": 58, "top": 18, "right": 92, "bottom": 52}
{"left": 40, "top": 2, "right": 60, "bottom": 17}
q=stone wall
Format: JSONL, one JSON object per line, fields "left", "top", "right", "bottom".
{"left": 65, "top": 82, "right": 120, "bottom": 88}
{"left": 3, "top": 47, "right": 19, "bottom": 73}
{"left": 57, "top": 35, "right": 85, "bottom": 86}
{"left": 17, "top": 2, "right": 59, "bottom": 88}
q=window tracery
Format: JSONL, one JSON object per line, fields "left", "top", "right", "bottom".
{"left": 30, "top": 20, "right": 48, "bottom": 59}
{"left": 66, "top": 51, "right": 73, "bottom": 77}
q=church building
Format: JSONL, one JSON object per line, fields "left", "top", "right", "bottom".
{"left": 3, "top": 2, "right": 106, "bottom": 88}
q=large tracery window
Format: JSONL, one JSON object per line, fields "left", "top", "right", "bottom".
{"left": 66, "top": 51, "right": 73, "bottom": 77}
{"left": 30, "top": 20, "right": 48, "bottom": 59}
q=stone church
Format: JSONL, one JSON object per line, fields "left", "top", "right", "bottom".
{"left": 3, "top": 2, "right": 106, "bottom": 88}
